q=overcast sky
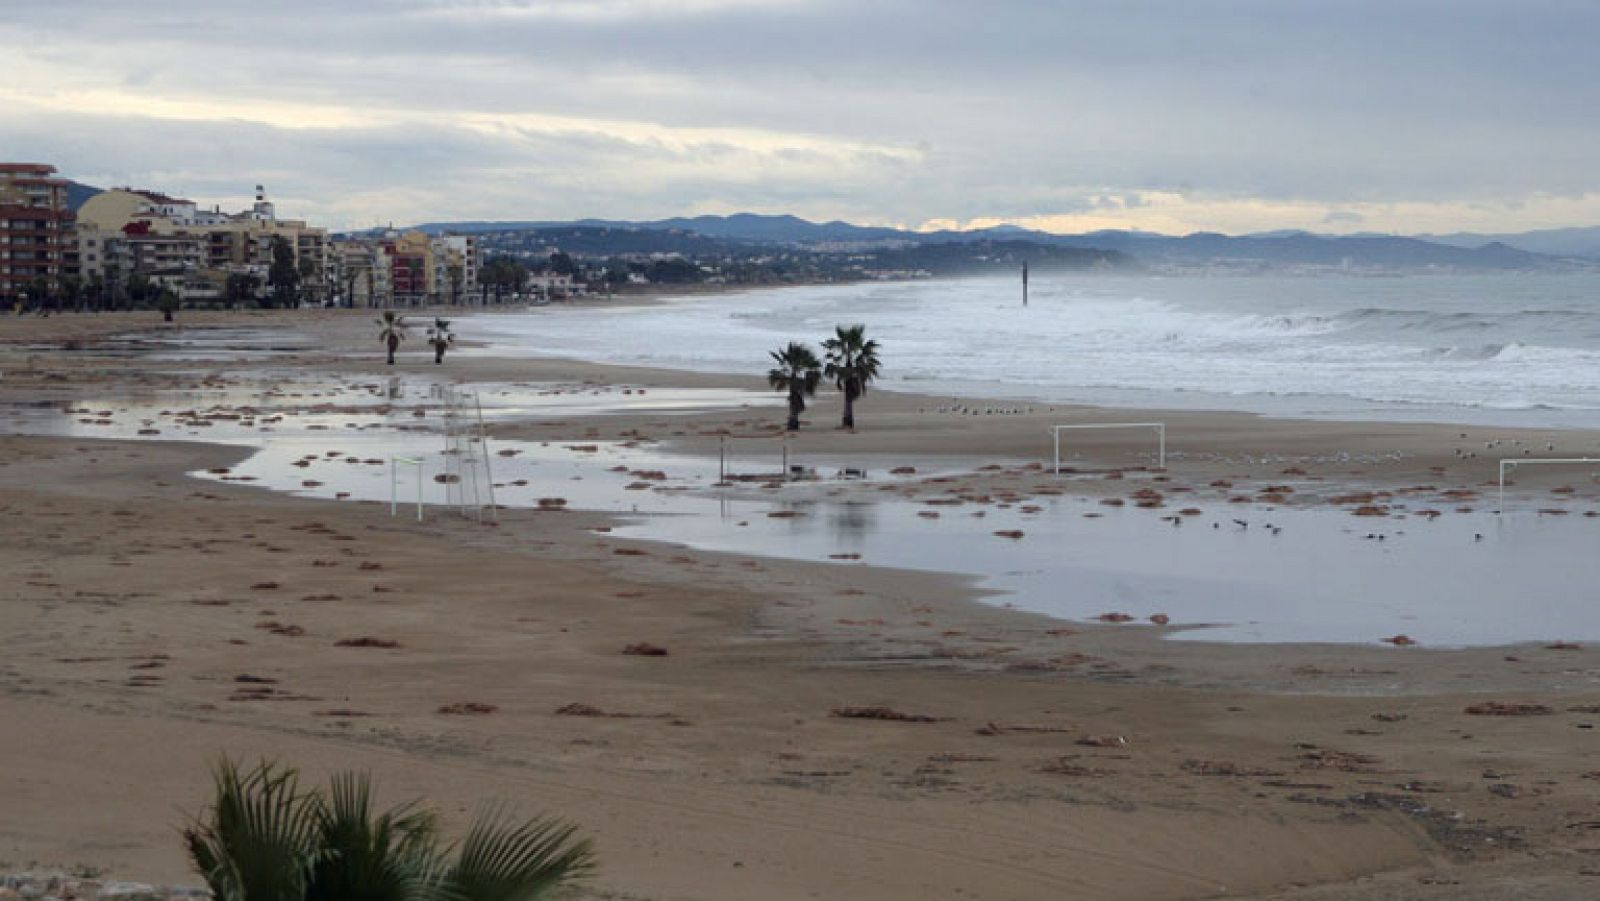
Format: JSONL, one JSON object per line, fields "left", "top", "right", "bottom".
{"left": 3, "top": 0, "right": 1597, "bottom": 234}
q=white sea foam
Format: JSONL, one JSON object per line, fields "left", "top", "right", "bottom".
{"left": 468, "top": 273, "right": 1600, "bottom": 428}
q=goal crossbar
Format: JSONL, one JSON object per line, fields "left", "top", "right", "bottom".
{"left": 1498, "top": 457, "right": 1600, "bottom": 511}
{"left": 1051, "top": 422, "right": 1166, "bottom": 473}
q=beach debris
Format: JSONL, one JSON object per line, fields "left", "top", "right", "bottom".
{"left": 613, "top": 547, "right": 648, "bottom": 556}
{"left": 537, "top": 497, "right": 568, "bottom": 509}
{"left": 438, "top": 702, "right": 498, "bottom": 715}
{"left": 623, "top": 642, "right": 669, "bottom": 657}
{"left": 1149, "top": 614, "right": 1170, "bottom": 625}
{"left": 1352, "top": 505, "right": 1389, "bottom": 516}
{"left": 1297, "top": 747, "right": 1382, "bottom": 772}
{"left": 830, "top": 705, "right": 943, "bottom": 723}
{"left": 1182, "top": 759, "right": 1279, "bottom": 777}
{"left": 1372, "top": 712, "right": 1409, "bottom": 722}
{"left": 1097, "top": 612, "right": 1134, "bottom": 623}
{"left": 358, "top": 561, "right": 382, "bottom": 570}
{"left": 314, "top": 708, "right": 372, "bottom": 717}
{"left": 1075, "top": 734, "right": 1128, "bottom": 748}
{"left": 1464, "top": 702, "right": 1554, "bottom": 716}
{"left": 1383, "top": 634, "right": 1417, "bottom": 646}
{"left": 552, "top": 702, "right": 669, "bottom": 719}
{"left": 1546, "top": 642, "right": 1583, "bottom": 651}
{"left": 555, "top": 702, "right": 608, "bottom": 717}
{"left": 890, "top": 466, "right": 917, "bottom": 475}
{"left": 975, "top": 721, "right": 1072, "bottom": 736}
{"left": 334, "top": 637, "right": 401, "bottom": 649}
{"left": 234, "top": 674, "right": 278, "bottom": 684}
{"left": 992, "top": 529, "right": 1024, "bottom": 539}
{"left": 256, "top": 621, "right": 305, "bottom": 637}
{"left": 250, "top": 581, "right": 280, "bottom": 591}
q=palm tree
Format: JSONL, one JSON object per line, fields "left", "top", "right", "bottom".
{"left": 157, "top": 287, "right": 180, "bottom": 323}
{"left": 377, "top": 312, "right": 407, "bottom": 365}
{"left": 185, "top": 758, "right": 594, "bottom": 901}
{"left": 426, "top": 318, "right": 454, "bottom": 365}
{"left": 767, "top": 342, "right": 822, "bottom": 432}
{"left": 821, "top": 324, "right": 882, "bottom": 430}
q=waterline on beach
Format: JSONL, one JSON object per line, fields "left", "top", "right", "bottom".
{"left": 7, "top": 370, "right": 1600, "bottom": 648}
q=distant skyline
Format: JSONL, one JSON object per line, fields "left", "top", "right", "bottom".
{"left": 4, "top": 1, "right": 1598, "bottom": 235}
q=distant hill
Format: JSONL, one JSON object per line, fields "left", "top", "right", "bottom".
{"left": 1420, "top": 226, "right": 1600, "bottom": 260}
{"left": 65, "top": 181, "right": 101, "bottom": 211}
{"left": 412, "top": 212, "right": 1583, "bottom": 272}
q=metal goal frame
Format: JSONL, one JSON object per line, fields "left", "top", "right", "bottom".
{"left": 1498, "top": 457, "right": 1600, "bottom": 511}
{"left": 1051, "top": 422, "right": 1166, "bottom": 474}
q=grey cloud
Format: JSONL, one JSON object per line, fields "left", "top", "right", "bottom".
{"left": 2, "top": 1, "right": 1598, "bottom": 229}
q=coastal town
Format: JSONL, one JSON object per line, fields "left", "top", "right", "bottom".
{"left": 0, "top": 162, "right": 592, "bottom": 312}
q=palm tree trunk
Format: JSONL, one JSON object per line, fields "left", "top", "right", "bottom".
{"left": 434, "top": 345, "right": 445, "bottom": 364}
{"left": 387, "top": 336, "right": 398, "bottom": 365}
{"left": 842, "top": 385, "right": 856, "bottom": 430}
{"left": 787, "top": 388, "right": 803, "bottom": 431}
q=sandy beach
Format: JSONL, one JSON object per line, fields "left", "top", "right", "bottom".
{"left": 4, "top": 308, "right": 1600, "bottom": 900}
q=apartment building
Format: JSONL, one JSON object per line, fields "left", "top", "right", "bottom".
{"left": 0, "top": 163, "right": 76, "bottom": 304}
{"left": 77, "top": 185, "right": 328, "bottom": 302}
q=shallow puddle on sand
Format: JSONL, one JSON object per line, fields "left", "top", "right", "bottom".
{"left": 6, "top": 375, "right": 1600, "bottom": 647}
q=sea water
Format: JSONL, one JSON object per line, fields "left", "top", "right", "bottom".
{"left": 467, "top": 273, "right": 1600, "bottom": 429}
{"left": 8, "top": 368, "right": 1598, "bottom": 646}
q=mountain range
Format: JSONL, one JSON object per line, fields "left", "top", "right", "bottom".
{"left": 63, "top": 181, "right": 1599, "bottom": 269}
{"left": 415, "top": 214, "right": 1591, "bottom": 271}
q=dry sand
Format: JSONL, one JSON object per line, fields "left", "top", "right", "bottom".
{"left": 3, "top": 310, "right": 1600, "bottom": 900}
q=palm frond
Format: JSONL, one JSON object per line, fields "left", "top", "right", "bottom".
{"left": 438, "top": 806, "right": 594, "bottom": 901}
{"left": 307, "top": 772, "right": 441, "bottom": 901}
{"left": 183, "top": 759, "right": 321, "bottom": 901}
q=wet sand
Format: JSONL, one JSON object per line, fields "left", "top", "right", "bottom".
{"left": 4, "top": 309, "right": 1600, "bottom": 900}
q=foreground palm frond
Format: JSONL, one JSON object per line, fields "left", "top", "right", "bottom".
{"left": 184, "top": 759, "right": 593, "bottom": 901}
{"left": 437, "top": 806, "right": 596, "bottom": 901}
{"left": 183, "top": 759, "right": 321, "bottom": 901}
{"left": 307, "top": 772, "right": 439, "bottom": 901}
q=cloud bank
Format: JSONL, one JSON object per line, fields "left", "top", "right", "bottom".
{"left": 4, "top": 0, "right": 1597, "bottom": 233}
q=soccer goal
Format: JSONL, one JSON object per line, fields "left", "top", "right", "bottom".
{"left": 718, "top": 433, "right": 797, "bottom": 484}
{"left": 1497, "top": 457, "right": 1600, "bottom": 512}
{"left": 1050, "top": 422, "right": 1166, "bottom": 473}
{"left": 434, "top": 384, "right": 497, "bottom": 522}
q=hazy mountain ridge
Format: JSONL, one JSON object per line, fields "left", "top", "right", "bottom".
{"left": 413, "top": 214, "right": 1586, "bottom": 271}
{"left": 1420, "top": 226, "right": 1600, "bottom": 260}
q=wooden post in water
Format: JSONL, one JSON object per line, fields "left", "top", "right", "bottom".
{"left": 1022, "top": 262, "right": 1029, "bottom": 307}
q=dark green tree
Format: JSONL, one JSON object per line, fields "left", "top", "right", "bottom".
{"left": 377, "top": 311, "right": 407, "bottom": 365}
{"left": 126, "top": 273, "right": 159, "bottom": 309}
{"left": 157, "top": 287, "right": 180, "bottom": 323}
{"left": 226, "top": 272, "right": 262, "bottom": 308}
{"left": 426, "top": 317, "right": 453, "bottom": 365}
{"left": 821, "top": 324, "right": 882, "bottom": 430}
{"left": 767, "top": 342, "right": 823, "bottom": 432}
{"left": 268, "top": 236, "right": 301, "bottom": 308}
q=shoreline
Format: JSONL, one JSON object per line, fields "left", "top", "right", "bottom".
{"left": 5, "top": 308, "right": 1600, "bottom": 898}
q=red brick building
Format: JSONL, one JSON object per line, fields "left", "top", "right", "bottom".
{"left": 0, "top": 163, "right": 76, "bottom": 306}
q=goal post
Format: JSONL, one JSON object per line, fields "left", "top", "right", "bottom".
{"left": 390, "top": 456, "right": 424, "bottom": 521}
{"left": 1498, "top": 457, "right": 1600, "bottom": 512}
{"left": 718, "top": 433, "right": 794, "bottom": 484}
{"left": 1051, "top": 422, "right": 1166, "bottom": 473}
